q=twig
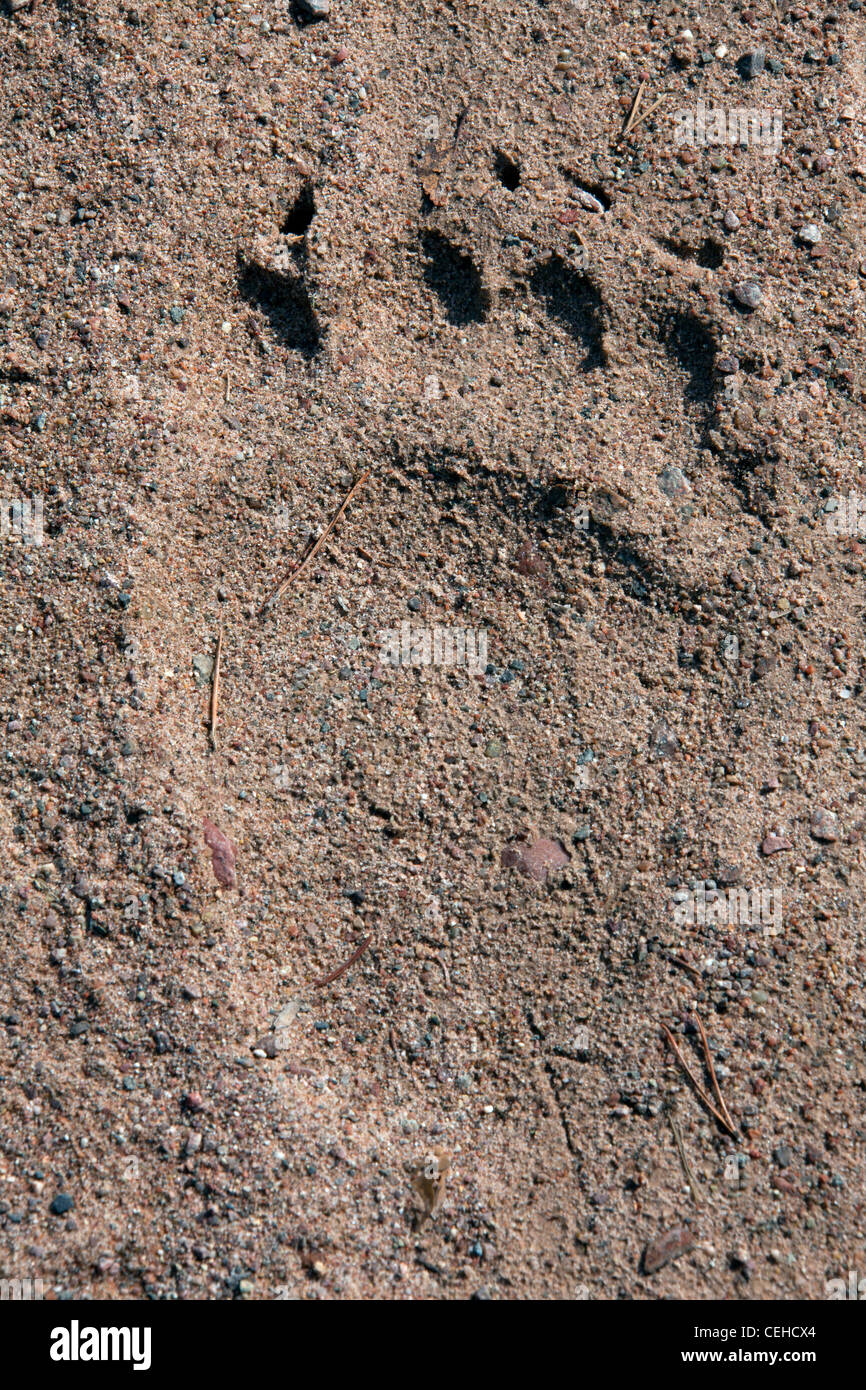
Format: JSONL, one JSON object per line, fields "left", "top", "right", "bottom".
{"left": 621, "top": 91, "right": 670, "bottom": 142}
{"left": 631, "top": 94, "right": 670, "bottom": 133}
{"left": 225, "top": 372, "right": 231, "bottom": 403}
{"left": 661, "top": 1023, "right": 736, "bottom": 1136}
{"left": 667, "top": 1104, "right": 706, "bottom": 1207}
{"left": 208, "top": 624, "right": 223, "bottom": 751}
{"left": 312, "top": 935, "right": 371, "bottom": 989}
{"left": 619, "top": 80, "right": 645, "bottom": 141}
{"left": 454, "top": 103, "right": 472, "bottom": 146}
{"left": 694, "top": 1012, "right": 736, "bottom": 1133}
{"left": 260, "top": 469, "right": 370, "bottom": 615}
{"left": 665, "top": 951, "right": 701, "bottom": 982}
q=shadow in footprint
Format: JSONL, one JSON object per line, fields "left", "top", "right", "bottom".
{"left": 494, "top": 150, "right": 521, "bottom": 191}
{"left": 530, "top": 257, "right": 606, "bottom": 369}
{"left": 237, "top": 257, "right": 321, "bottom": 357}
{"left": 562, "top": 167, "right": 612, "bottom": 212}
{"left": 657, "top": 235, "right": 724, "bottom": 270}
{"left": 421, "top": 229, "right": 489, "bottom": 326}
{"left": 282, "top": 183, "right": 316, "bottom": 236}
{"left": 717, "top": 441, "right": 777, "bottom": 525}
{"left": 658, "top": 310, "right": 716, "bottom": 404}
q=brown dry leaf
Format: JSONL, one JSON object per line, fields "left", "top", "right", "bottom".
{"left": 202, "top": 818, "right": 237, "bottom": 889}
{"left": 412, "top": 1147, "right": 450, "bottom": 1219}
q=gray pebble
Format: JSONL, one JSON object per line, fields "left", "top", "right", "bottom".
{"left": 658, "top": 466, "right": 691, "bottom": 499}
{"left": 810, "top": 807, "right": 838, "bottom": 842}
{"left": 798, "top": 223, "right": 821, "bottom": 245}
{"left": 738, "top": 48, "right": 766, "bottom": 79}
{"left": 733, "top": 281, "right": 763, "bottom": 310}
{"left": 192, "top": 653, "right": 214, "bottom": 686}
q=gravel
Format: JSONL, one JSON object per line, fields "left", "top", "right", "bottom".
{"left": 0, "top": 0, "right": 863, "bottom": 1307}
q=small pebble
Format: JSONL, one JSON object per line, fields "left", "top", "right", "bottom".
{"left": 761, "top": 833, "right": 792, "bottom": 856}
{"left": 733, "top": 281, "right": 763, "bottom": 310}
{"left": 642, "top": 1225, "right": 695, "bottom": 1275}
{"left": 810, "top": 808, "right": 838, "bottom": 842}
{"left": 192, "top": 653, "right": 214, "bottom": 685}
{"left": 738, "top": 48, "right": 766, "bottom": 80}
{"left": 798, "top": 223, "right": 821, "bottom": 245}
{"left": 501, "top": 837, "right": 571, "bottom": 883}
{"left": 658, "top": 466, "right": 691, "bottom": 499}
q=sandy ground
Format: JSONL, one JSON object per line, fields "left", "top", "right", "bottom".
{"left": 1, "top": 0, "right": 865, "bottom": 1300}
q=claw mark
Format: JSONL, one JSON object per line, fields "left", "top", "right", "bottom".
{"left": 562, "top": 167, "right": 612, "bottom": 212}
{"left": 655, "top": 234, "right": 724, "bottom": 270}
{"left": 494, "top": 150, "right": 521, "bottom": 191}
{"left": 281, "top": 183, "right": 316, "bottom": 236}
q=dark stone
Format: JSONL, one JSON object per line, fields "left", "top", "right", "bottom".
{"left": 738, "top": 48, "right": 766, "bottom": 79}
